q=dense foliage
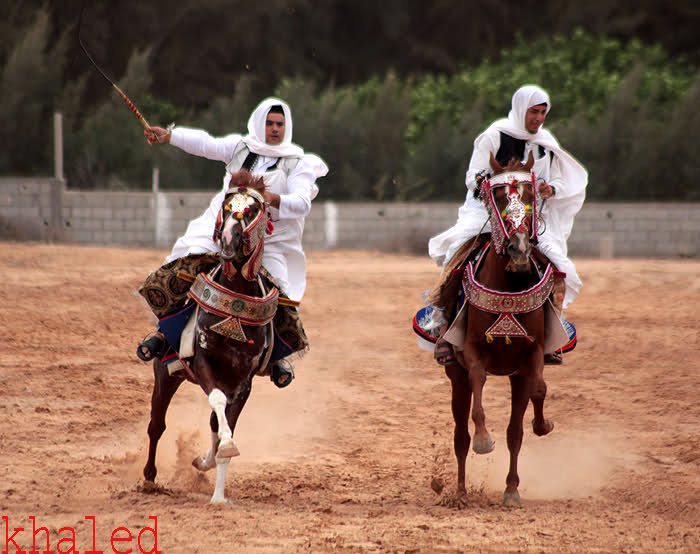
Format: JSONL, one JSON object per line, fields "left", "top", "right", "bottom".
{"left": 1, "top": 2, "right": 698, "bottom": 200}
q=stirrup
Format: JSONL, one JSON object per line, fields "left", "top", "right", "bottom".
{"left": 544, "top": 352, "right": 563, "bottom": 365}
{"left": 434, "top": 340, "right": 456, "bottom": 366}
{"left": 137, "top": 333, "right": 166, "bottom": 362}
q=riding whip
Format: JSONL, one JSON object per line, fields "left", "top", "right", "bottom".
{"left": 77, "top": 5, "right": 151, "bottom": 130}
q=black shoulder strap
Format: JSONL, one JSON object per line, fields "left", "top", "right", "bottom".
{"left": 241, "top": 152, "right": 258, "bottom": 171}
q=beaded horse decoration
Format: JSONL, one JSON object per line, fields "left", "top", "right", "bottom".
{"left": 464, "top": 152, "right": 554, "bottom": 343}
{"left": 189, "top": 185, "right": 278, "bottom": 342}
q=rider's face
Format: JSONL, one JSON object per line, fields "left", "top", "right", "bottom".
{"left": 265, "top": 113, "right": 285, "bottom": 145}
{"left": 524, "top": 104, "right": 547, "bottom": 133}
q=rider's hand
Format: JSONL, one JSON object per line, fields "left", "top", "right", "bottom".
{"left": 263, "top": 191, "right": 281, "bottom": 209}
{"left": 537, "top": 179, "right": 555, "bottom": 200}
{"left": 145, "top": 125, "right": 171, "bottom": 145}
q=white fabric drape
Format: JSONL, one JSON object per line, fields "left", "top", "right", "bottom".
{"left": 164, "top": 98, "right": 328, "bottom": 302}
{"left": 428, "top": 85, "right": 588, "bottom": 308}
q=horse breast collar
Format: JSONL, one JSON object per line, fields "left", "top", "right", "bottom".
{"left": 463, "top": 262, "right": 554, "bottom": 343}
{"left": 188, "top": 271, "right": 279, "bottom": 342}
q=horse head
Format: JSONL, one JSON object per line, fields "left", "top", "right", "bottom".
{"left": 214, "top": 170, "right": 269, "bottom": 279}
{"left": 481, "top": 152, "right": 537, "bottom": 272}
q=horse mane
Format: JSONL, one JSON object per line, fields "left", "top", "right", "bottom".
{"left": 489, "top": 151, "right": 534, "bottom": 175}
{"left": 227, "top": 169, "right": 266, "bottom": 196}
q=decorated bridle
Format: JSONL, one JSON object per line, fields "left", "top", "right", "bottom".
{"left": 213, "top": 186, "right": 273, "bottom": 280}
{"left": 481, "top": 171, "right": 538, "bottom": 255}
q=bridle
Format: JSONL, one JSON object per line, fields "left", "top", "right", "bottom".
{"left": 214, "top": 186, "right": 270, "bottom": 280}
{"left": 481, "top": 171, "right": 538, "bottom": 256}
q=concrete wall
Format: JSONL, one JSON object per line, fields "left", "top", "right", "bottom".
{"left": 1, "top": 177, "right": 699, "bottom": 258}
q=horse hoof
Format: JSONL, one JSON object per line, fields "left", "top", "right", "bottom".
{"left": 472, "top": 436, "right": 495, "bottom": 454}
{"left": 209, "top": 495, "right": 232, "bottom": 505}
{"left": 502, "top": 492, "right": 521, "bottom": 507}
{"left": 532, "top": 418, "right": 555, "bottom": 436}
{"left": 192, "top": 455, "right": 215, "bottom": 472}
{"left": 216, "top": 438, "right": 240, "bottom": 459}
{"left": 437, "top": 490, "right": 469, "bottom": 509}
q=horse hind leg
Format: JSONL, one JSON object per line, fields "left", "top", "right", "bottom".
{"left": 143, "top": 359, "right": 184, "bottom": 482}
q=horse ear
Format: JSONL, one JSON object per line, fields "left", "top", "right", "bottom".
{"left": 524, "top": 151, "right": 534, "bottom": 171}
{"left": 489, "top": 152, "right": 503, "bottom": 173}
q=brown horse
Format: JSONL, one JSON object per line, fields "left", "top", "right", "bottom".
{"left": 444, "top": 152, "right": 555, "bottom": 507}
{"left": 143, "top": 170, "right": 278, "bottom": 504}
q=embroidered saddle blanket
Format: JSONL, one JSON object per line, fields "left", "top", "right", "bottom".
{"left": 413, "top": 241, "right": 576, "bottom": 356}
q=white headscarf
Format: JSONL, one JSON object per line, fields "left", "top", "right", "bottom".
{"left": 241, "top": 97, "right": 329, "bottom": 178}
{"left": 241, "top": 97, "right": 305, "bottom": 157}
{"left": 480, "top": 84, "right": 588, "bottom": 240}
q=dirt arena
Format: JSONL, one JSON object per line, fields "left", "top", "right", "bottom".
{"left": 1, "top": 242, "right": 699, "bottom": 553}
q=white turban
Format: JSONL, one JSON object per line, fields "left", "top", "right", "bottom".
{"left": 480, "top": 84, "right": 588, "bottom": 240}
{"left": 508, "top": 85, "right": 551, "bottom": 133}
{"left": 241, "top": 97, "right": 305, "bottom": 158}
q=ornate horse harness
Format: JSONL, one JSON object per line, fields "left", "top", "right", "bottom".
{"left": 464, "top": 170, "right": 554, "bottom": 343}
{"left": 188, "top": 185, "right": 279, "bottom": 343}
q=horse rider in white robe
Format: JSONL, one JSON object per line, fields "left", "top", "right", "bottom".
{"left": 429, "top": 84, "right": 587, "bottom": 364}
{"left": 138, "top": 97, "right": 328, "bottom": 387}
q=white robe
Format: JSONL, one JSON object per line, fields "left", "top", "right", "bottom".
{"left": 165, "top": 125, "right": 324, "bottom": 302}
{"left": 429, "top": 86, "right": 588, "bottom": 309}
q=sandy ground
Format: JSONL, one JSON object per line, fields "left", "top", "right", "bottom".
{"left": 1, "top": 242, "right": 699, "bottom": 553}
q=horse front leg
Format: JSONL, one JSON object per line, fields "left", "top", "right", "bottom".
{"left": 503, "top": 373, "right": 530, "bottom": 507}
{"left": 192, "top": 412, "right": 233, "bottom": 473}
{"left": 194, "top": 354, "right": 240, "bottom": 463}
{"left": 207, "top": 388, "right": 239, "bottom": 460}
{"left": 464, "top": 355, "right": 494, "bottom": 455}
{"left": 143, "top": 359, "right": 184, "bottom": 482}
{"left": 530, "top": 351, "right": 554, "bottom": 436}
{"left": 210, "top": 378, "right": 253, "bottom": 504}
{"left": 443, "top": 364, "right": 473, "bottom": 508}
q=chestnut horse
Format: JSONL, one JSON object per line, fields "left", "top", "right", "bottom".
{"left": 444, "top": 152, "right": 555, "bottom": 507}
{"left": 143, "top": 171, "right": 278, "bottom": 504}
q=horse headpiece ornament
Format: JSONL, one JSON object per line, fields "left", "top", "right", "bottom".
{"left": 481, "top": 156, "right": 538, "bottom": 255}
{"left": 214, "top": 184, "right": 271, "bottom": 280}
{"left": 226, "top": 186, "right": 269, "bottom": 254}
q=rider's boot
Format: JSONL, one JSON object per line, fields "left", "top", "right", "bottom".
{"left": 137, "top": 330, "right": 168, "bottom": 362}
{"left": 269, "top": 357, "right": 295, "bottom": 388}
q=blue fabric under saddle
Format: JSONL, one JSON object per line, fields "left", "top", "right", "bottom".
{"left": 157, "top": 302, "right": 290, "bottom": 365}
{"left": 412, "top": 290, "right": 465, "bottom": 344}
{"left": 560, "top": 318, "right": 577, "bottom": 353}
{"left": 412, "top": 300, "right": 578, "bottom": 354}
